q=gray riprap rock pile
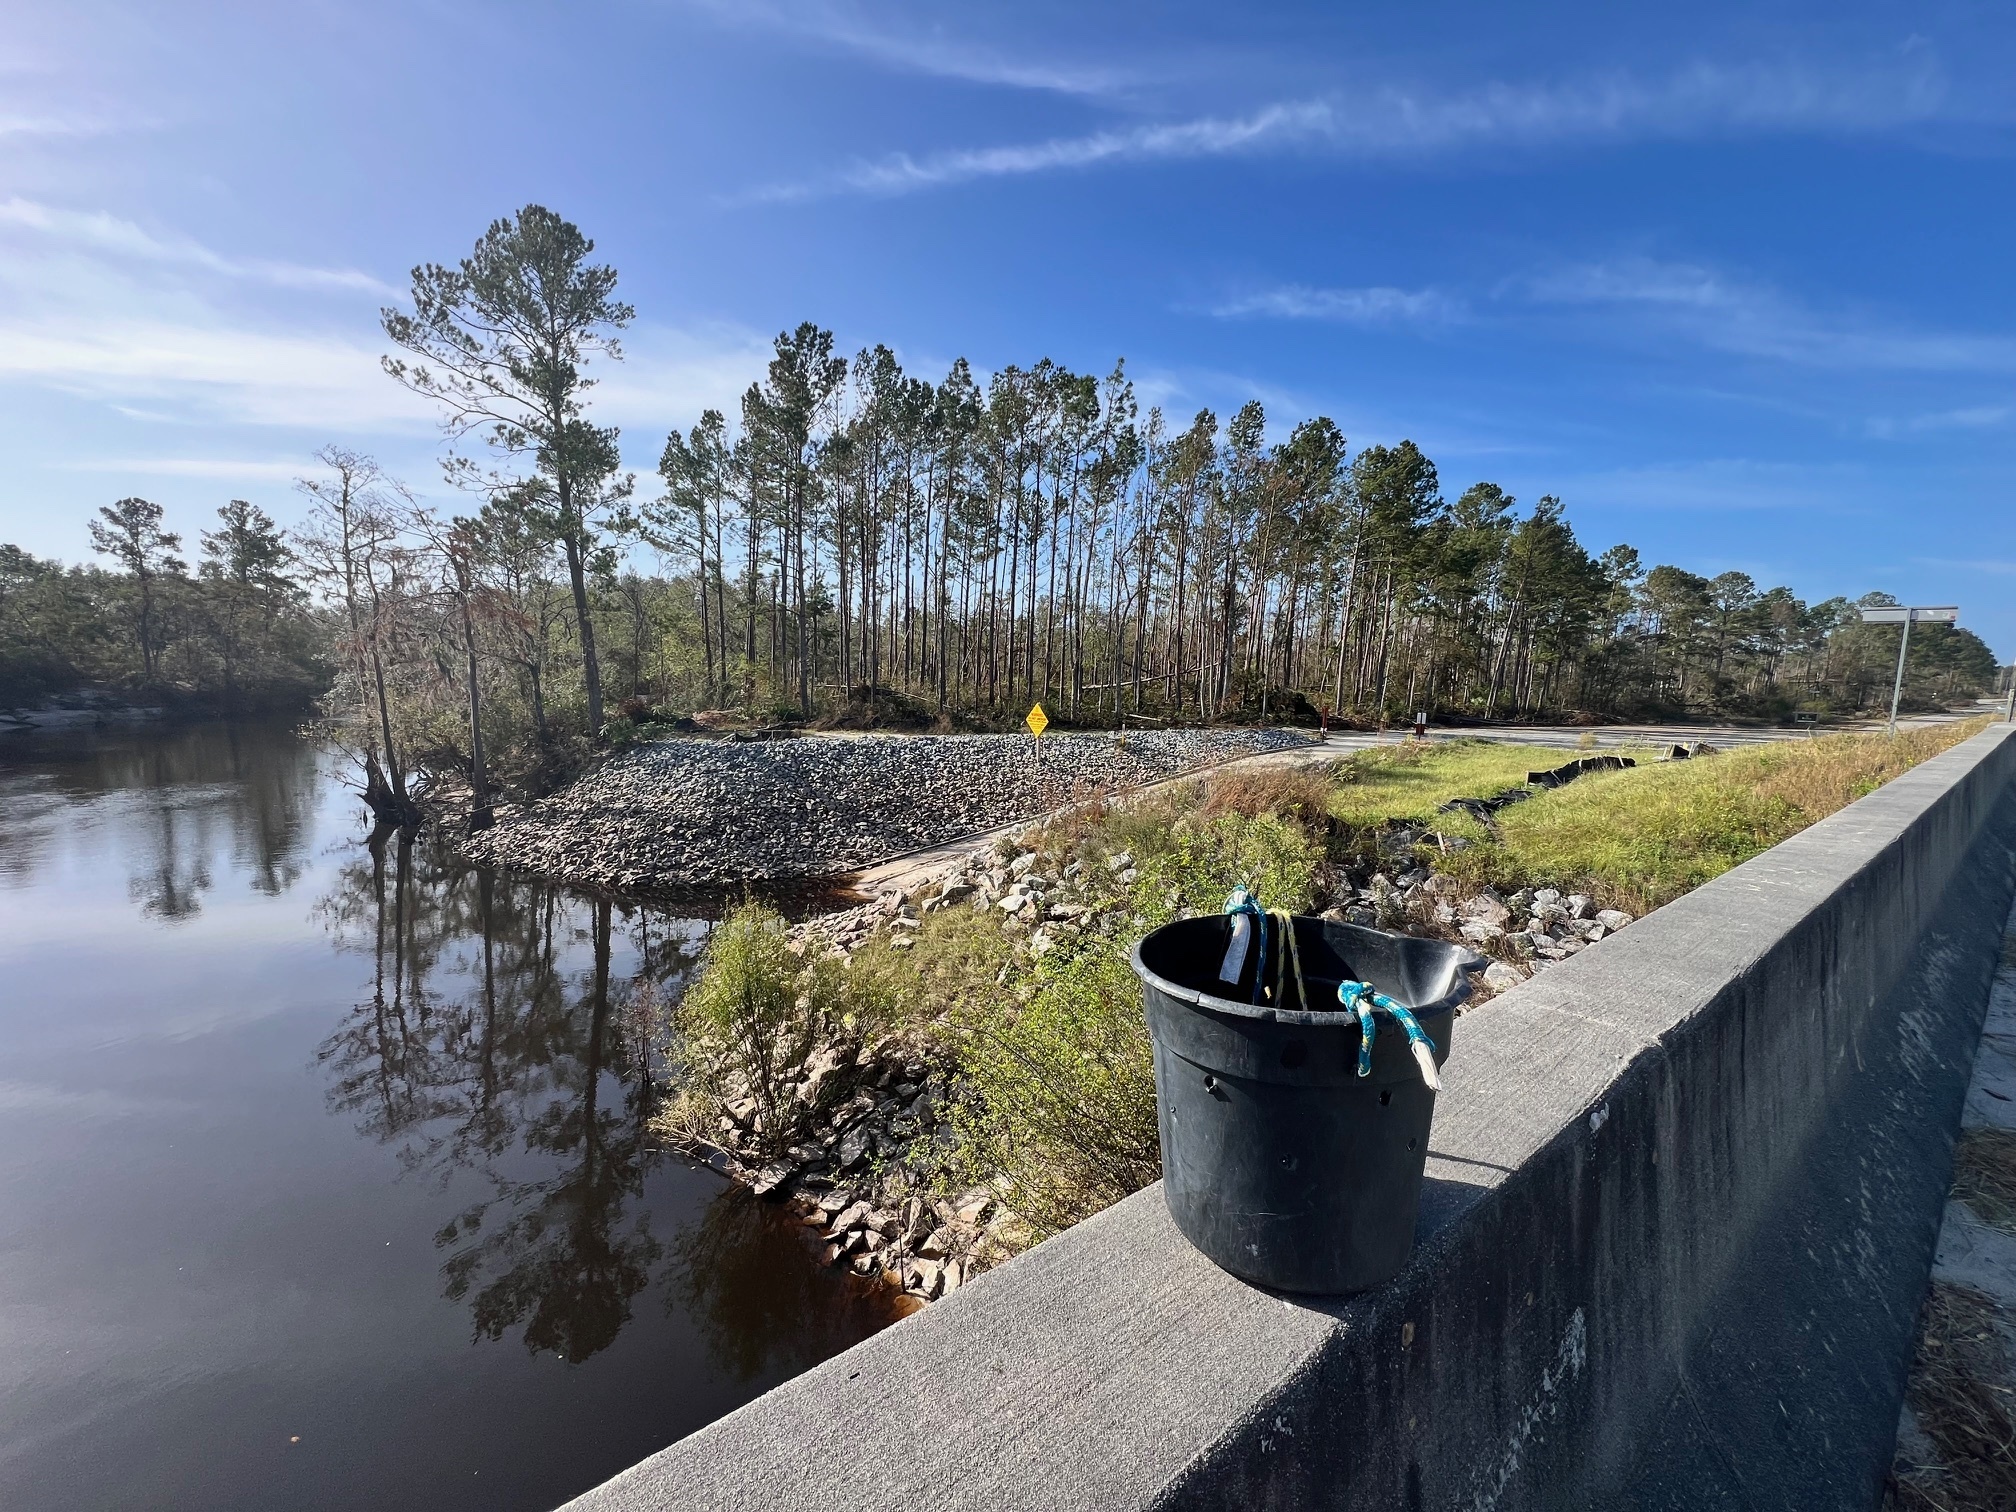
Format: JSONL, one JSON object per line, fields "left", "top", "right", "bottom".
{"left": 687, "top": 1027, "right": 1032, "bottom": 1305}
{"left": 461, "top": 728, "right": 1315, "bottom": 891}
{"left": 1318, "top": 855, "right": 1637, "bottom": 995}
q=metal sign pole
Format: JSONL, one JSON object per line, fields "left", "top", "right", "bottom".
{"left": 1887, "top": 613, "right": 1913, "bottom": 737}
{"left": 1859, "top": 606, "right": 1957, "bottom": 737}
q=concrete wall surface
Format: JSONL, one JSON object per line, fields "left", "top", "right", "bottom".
{"left": 565, "top": 725, "right": 2016, "bottom": 1512}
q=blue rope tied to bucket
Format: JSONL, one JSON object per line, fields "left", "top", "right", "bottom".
{"left": 1337, "top": 981, "right": 1443, "bottom": 1091}
{"left": 1223, "top": 889, "right": 1443, "bottom": 1091}
{"left": 1222, "top": 886, "right": 1269, "bottom": 1004}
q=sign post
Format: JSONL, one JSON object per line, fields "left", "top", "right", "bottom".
{"left": 1025, "top": 702, "right": 1048, "bottom": 765}
{"left": 1858, "top": 605, "right": 1959, "bottom": 735}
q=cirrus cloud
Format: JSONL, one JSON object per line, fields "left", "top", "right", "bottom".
{"left": 739, "top": 54, "right": 1960, "bottom": 202}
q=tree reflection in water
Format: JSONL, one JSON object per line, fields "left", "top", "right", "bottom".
{"left": 316, "top": 832, "right": 703, "bottom": 1363}
{"left": 0, "top": 720, "right": 318, "bottom": 916}
{"left": 666, "top": 1189, "right": 913, "bottom": 1385}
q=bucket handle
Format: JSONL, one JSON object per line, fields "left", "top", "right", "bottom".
{"left": 1337, "top": 982, "right": 1443, "bottom": 1091}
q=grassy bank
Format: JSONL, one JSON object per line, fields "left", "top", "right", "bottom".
{"left": 1396, "top": 722, "right": 1989, "bottom": 911}
{"left": 655, "top": 717, "right": 1992, "bottom": 1294}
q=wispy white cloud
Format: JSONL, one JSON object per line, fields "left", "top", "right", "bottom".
{"left": 1550, "top": 457, "right": 1870, "bottom": 512}
{"left": 1211, "top": 284, "right": 1463, "bottom": 325}
{"left": 742, "top": 55, "right": 1957, "bottom": 201}
{"left": 50, "top": 456, "right": 316, "bottom": 481}
{"left": 683, "top": 0, "right": 1129, "bottom": 98}
{"left": 1865, "top": 401, "right": 2014, "bottom": 438}
{"left": 0, "top": 315, "right": 433, "bottom": 429}
{"left": 741, "top": 100, "right": 1329, "bottom": 202}
{"left": 0, "top": 206, "right": 769, "bottom": 443}
{"left": 0, "top": 198, "right": 394, "bottom": 295}
{"left": 1525, "top": 256, "right": 2016, "bottom": 373}
{"left": 0, "top": 308, "right": 776, "bottom": 439}
{"left": 0, "top": 112, "right": 119, "bottom": 138}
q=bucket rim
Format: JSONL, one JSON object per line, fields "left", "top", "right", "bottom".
{"left": 1130, "top": 913, "right": 1487, "bottom": 1026}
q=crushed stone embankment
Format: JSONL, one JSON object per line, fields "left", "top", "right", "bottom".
{"left": 460, "top": 728, "right": 1317, "bottom": 892}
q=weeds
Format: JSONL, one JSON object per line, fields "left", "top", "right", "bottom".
{"left": 1326, "top": 740, "right": 1565, "bottom": 828}
{"left": 1322, "top": 723, "right": 1990, "bottom": 913}
{"left": 1132, "top": 810, "right": 1321, "bottom": 922}
{"left": 845, "top": 904, "right": 1018, "bottom": 1036}
{"left": 936, "top": 791, "right": 1325, "bottom": 1235}
{"left": 1890, "top": 1282, "right": 2016, "bottom": 1512}
{"left": 1198, "top": 765, "right": 1334, "bottom": 830}
{"left": 1954, "top": 1127, "right": 2016, "bottom": 1233}
{"left": 1482, "top": 721, "right": 1991, "bottom": 911}
{"left": 949, "top": 941, "right": 1162, "bottom": 1238}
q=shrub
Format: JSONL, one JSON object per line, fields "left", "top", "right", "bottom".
{"left": 950, "top": 939, "right": 1161, "bottom": 1238}
{"left": 671, "top": 900, "right": 833, "bottom": 1154}
{"left": 1134, "top": 809, "right": 1320, "bottom": 923}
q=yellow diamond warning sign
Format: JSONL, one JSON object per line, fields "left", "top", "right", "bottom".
{"left": 1025, "top": 703, "right": 1049, "bottom": 738}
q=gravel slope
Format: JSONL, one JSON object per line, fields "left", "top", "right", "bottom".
{"left": 460, "top": 729, "right": 1316, "bottom": 892}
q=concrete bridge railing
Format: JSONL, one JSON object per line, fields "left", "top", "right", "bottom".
{"left": 567, "top": 724, "right": 2016, "bottom": 1512}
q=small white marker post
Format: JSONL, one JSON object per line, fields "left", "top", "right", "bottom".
{"left": 1859, "top": 605, "right": 1959, "bottom": 735}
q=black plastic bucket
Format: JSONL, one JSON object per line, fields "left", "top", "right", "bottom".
{"left": 1131, "top": 914, "right": 1485, "bottom": 1294}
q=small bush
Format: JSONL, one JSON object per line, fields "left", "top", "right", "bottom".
{"left": 950, "top": 939, "right": 1161, "bottom": 1238}
{"left": 671, "top": 900, "right": 833, "bottom": 1154}
{"left": 1134, "top": 809, "right": 1320, "bottom": 923}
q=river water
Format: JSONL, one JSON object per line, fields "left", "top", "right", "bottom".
{"left": 0, "top": 721, "right": 900, "bottom": 1511}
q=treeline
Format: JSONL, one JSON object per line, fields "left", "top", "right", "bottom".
{"left": 1, "top": 498, "right": 326, "bottom": 709}
{"left": 360, "top": 205, "right": 1996, "bottom": 770}
{"left": 647, "top": 355, "right": 2000, "bottom": 727}
{"left": 5, "top": 204, "right": 2001, "bottom": 805}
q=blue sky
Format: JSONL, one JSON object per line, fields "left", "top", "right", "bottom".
{"left": 3, "top": 0, "right": 2013, "bottom": 656}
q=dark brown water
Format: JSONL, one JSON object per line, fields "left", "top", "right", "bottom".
{"left": 0, "top": 721, "right": 899, "bottom": 1512}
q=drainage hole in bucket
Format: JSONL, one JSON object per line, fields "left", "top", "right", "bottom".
{"left": 1407, "top": 1137, "right": 1418, "bottom": 1151}
{"left": 1280, "top": 1155, "right": 1298, "bottom": 1172}
{"left": 1279, "top": 1040, "right": 1308, "bottom": 1070}
{"left": 1203, "top": 1074, "right": 1218, "bottom": 1093}
{"left": 1379, "top": 1089, "right": 1392, "bottom": 1107}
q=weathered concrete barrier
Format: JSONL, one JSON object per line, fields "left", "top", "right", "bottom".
{"left": 568, "top": 726, "right": 2016, "bottom": 1512}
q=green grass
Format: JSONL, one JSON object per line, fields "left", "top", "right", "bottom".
{"left": 1474, "top": 762, "right": 1798, "bottom": 910}
{"left": 1324, "top": 740, "right": 1584, "bottom": 827}
{"left": 1333, "top": 722, "right": 1992, "bottom": 913}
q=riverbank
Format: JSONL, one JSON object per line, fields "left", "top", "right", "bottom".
{"left": 1, "top": 686, "right": 319, "bottom": 736}
{"left": 659, "top": 721, "right": 1996, "bottom": 1311}
{"left": 458, "top": 728, "right": 1317, "bottom": 893}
